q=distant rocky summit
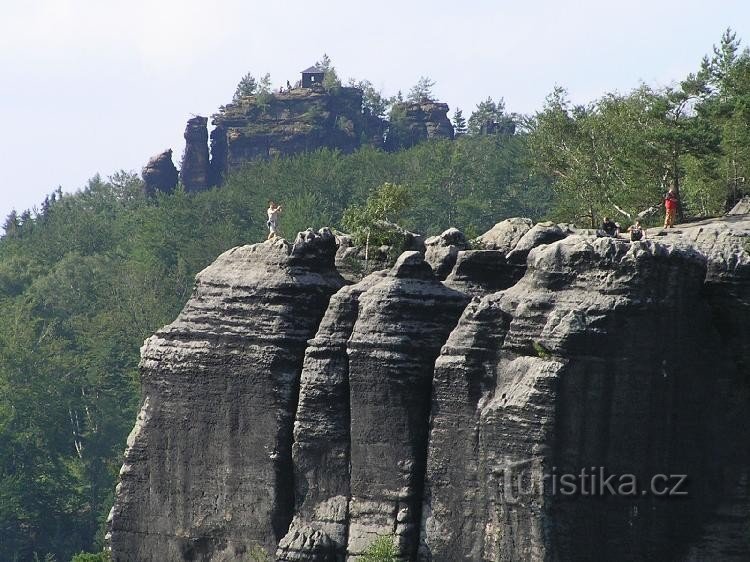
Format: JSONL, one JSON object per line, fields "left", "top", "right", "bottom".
{"left": 108, "top": 209, "right": 750, "bottom": 561}
{"left": 141, "top": 69, "right": 455, "bottom": 192}
{"left": 141, "top": 149, "right": 178, "bottom": 196}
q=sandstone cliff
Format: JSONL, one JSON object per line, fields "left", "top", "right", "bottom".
{"left": 209, "top": 88, "right": 376, "bottom": 185}
{"left": 142, "top": 149, "right": 178, "bottom": 196}
{"left": 108, "top": 212, "right": 750, "bottom": 561}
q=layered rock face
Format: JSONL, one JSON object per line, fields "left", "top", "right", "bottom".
{"left": 422, "top": 236, "right": 739, "bottom": 561}
{"left": 142, "top": 149, "right": 178, "bottom": 196}
{"left": 107, "top": 229, "right": 345, "bottom": 561}
{"left": 386, "top": 101, "right": 454, "bottom": 151}
{"left": 209, "top": 88, "right": 373, "bottom": 183}
{"left": 180, "top": 116, "right": 211, "bottom": 192}
{"left": 109, "top": 213, "right": 750, "bottom": 561}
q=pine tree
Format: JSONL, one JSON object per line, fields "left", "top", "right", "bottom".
{"left": 233, "top": 72, "right": 258, "bottom": 101}
{"left": 407, "top": 76, "right": 436, "bottom": 103}
{"left": 452, "top": 108, "right": 467, "bottom": 135}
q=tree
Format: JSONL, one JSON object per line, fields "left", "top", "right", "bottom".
{"left": 696, "top": 28, "right": 750, "bottom": 210}
{"left": 407, "top": 76, "right": 436, "bottom": 103}
{"left": 316, "top": 53, "right": 341, "bottom": 91}
{"left": 468, "top": 97, "right": 515, "bottom": 135}
{"left": 349, "top": 79, "right": 389, "bottom": 119}
{"left": 257, "top": 73, "right": 272, "bottom": 95}
{"left": 452, "top": 108, "right": 467, "bottom": 135}
{"left": 341, "top": 182, "right": 410, "bottom": 247}
{"left": 3, "top": 210, "right": 20, "bottom": 237}
{"left": 233, "top": 72, "right": 258, "bottom": 101}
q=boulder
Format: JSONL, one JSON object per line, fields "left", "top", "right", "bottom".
{"left": 424, "top": 227, "right": 469, "bottom": 280}
{"left": 506, "top": 220, "right": 568, "bottom": 264}
{"left": 141, "top": 149, "right": 178, "bottom": 196}
{"left": 728, "top": 196, "right": 750, "bottom": 215}
{"left": 475, "top": 217, "right": 533, "bottom": 253}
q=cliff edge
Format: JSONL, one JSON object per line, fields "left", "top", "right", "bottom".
{"left": 108, "top": 210, "right": 750, "bottom": 561}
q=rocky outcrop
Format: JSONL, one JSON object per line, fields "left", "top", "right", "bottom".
{"left": 110, "top": 213, "right": 750, "bottom": 561}
{"left": 142, "top": 149, "right": 178, "bottom": 196}
{"left": 385, "top": 101, "right": 454, "bottom": 151}
{"left": 474, "top": 217, "right": 533, "bottom": 252}
{"left": 422, "top": 237, "right": 726, "bottom": 561}
{"left": 180, "top": 116, "right": 211, "bottom": 192}
{"left": 345, "top": 252, "right": 469, "bottom": 559}
{"left": 334, "top": 224, "right": 426, "bottom": 283}
{"left": 424, "top": 228, "right": 469, "bottom": 280}
{"left": 106, "top": 229, "right": 345, "bottom": 561}
{"left": 209, "top": 88, "right": 374, "bottom": 182}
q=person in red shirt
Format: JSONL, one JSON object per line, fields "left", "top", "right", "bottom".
{"left": 664, "top": 186, "right": 678, "bottom": 228}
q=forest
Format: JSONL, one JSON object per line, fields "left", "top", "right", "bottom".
{"left": 0, "top": 30, "right": 748, "bottom": 561}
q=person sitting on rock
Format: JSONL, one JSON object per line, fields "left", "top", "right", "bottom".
{"left": 601, "top": 217, "right": 620, "bottom": 237}
{"left": 267, "top": 201, "right": 283, "bottom": 240}
{"left": 627, "top": 220, "right": 645, "bottom": 242}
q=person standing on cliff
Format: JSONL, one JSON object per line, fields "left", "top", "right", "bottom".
{"left": 267, "top": 201, "right": 283, "bottom": 240}
{"left": 664, "top": 185, "right": 679, "bottom": 228}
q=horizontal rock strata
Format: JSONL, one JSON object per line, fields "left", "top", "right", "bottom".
{"left": 107, "top": 229, "right": 345, "bottom": 561}
{"left": 109, "top": 213, "right": 750, "bottom": 561}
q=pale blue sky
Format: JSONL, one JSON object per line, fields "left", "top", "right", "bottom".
{"left": 1, "top": 0, "right": 748, "bottom": 222}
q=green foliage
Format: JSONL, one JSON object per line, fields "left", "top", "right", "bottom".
{"left": 257, "top": 73, "right": 272, "bottom": 94}
{"left": 70, "top": 551, "right": 111, "bottom": 562}
{"left": 452, "top": 107, "right": 467, "bottom": 135}
{"left": 407, "top": 76, "right": 436, "bottom": 102}
{"left": 361, "top": 536, "right": 397, "bottom": 562}
{"left": 342, "top": 182, "right": 410, "bottom": 247}
{"left": 246, "top": 543, "right": 270, "bottom": 562}
{"left": 233, "top": 72, "right": 258, "bottom": 101}
{"left": 350, "top": 79, "right": 390, "bottom": 119}
{"left": 468, "top": 97, "right": 514, "bottom": 135}
{"left": 316, "top": 53, "right": 341, "bottom": 92}
{"left": 532, "top": 341, "right": 552, "bottom": 360}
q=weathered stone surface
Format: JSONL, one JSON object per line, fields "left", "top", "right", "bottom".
{"left": 110, "top": 213, "right": 750, "bottom": 562}
{"left": 107, "top": 228, "right": 345, "bottom": 562}
{"left": 728, "top": 195, "right": 750, "bottom": 215}
{"left": 444, "top": 250, "right": 525, "bottom": 297}
{"left": 424, "top": 227, "right": 469, "bottom": 280}
{"left": 141, "top": 149, "right": 178, "bottom": 196}
{"left": 345, "top": 251, "right": 469, "bottom": 559}
{"left": 385, "top": 101, "right": 454, "bottom": 151}
{"left": 475, "top": 217, "right": 533, "bottom": 252}
{"left": 180, "top": 116, "right": 211, "bottom": 192}
{"left": 209, "top": 88, "right": 374, "bottom": 181}
{"left": 505, "top": 220, "right": 568, "bottom": 264}
{"left": 422, "top": 232, "right": 748, "bottom": 561}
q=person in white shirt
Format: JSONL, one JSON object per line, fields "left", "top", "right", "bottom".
{"left": 266, "top": 201, "right": 283, "bottom": 240}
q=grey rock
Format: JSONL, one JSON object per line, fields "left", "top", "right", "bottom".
{"left": 506, "top": 220, "right": 568, "bottom": 264}
{"left": 728, "top": 196, "right": 750, "bottom": 215}
{"left": 141, "top": 149, "right": 178, "bottom": 195}
{"left": 180, "top": 116, "right": 211, "bottom": 192}
{"left": 110, "top": 213, "right": 750, "bottom": 562}
{"left": 475, "top": 217, "right": 533, "bottom": 253}
{"left": 107, "top": 229, "right": 345, "bottom": 562}
{"left": 278, "top": 271, "right": 387, "bottom": 561}
{"left": 422, "top": 232, "right": 748, "bottom": 561}
{"left": 444, "top": 250, "right": 525, "bottom": 297}
{"left": 345, "top": 252, "right": 469, "bottom": 559}
{"left": 424, "top": 227, "right": 469, "bottom": 280}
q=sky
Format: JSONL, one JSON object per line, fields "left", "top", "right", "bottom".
{"left": 1, "top": 0, "right": 749, "bottom": 221}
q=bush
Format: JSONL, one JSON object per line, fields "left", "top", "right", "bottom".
{"left": 361, "top": 536, "right": 397, "bottom": 562}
